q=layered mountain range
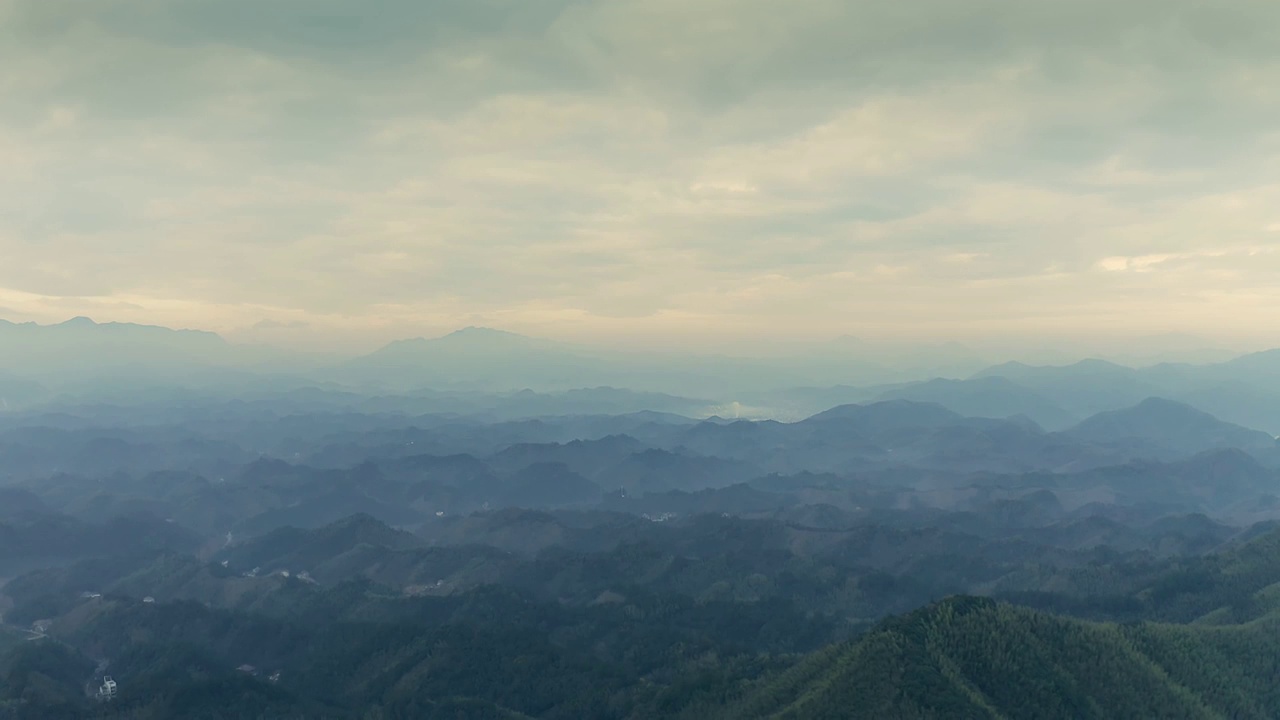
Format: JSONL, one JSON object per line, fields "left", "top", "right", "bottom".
{"left": 7, "top": 318, "right": 1280, "bottom": 433}
{"left": 6, "top": 318, "right": 1280, "bottom": 717}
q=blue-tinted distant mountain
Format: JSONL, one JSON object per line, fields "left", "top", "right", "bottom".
{"left": 504, "top": 462, "right": 603, "bottom": 508}
{"left": 232, "top": 488, "right": 426, "bottom": 536}
{"left": 0, "top": 317, "right": 228, "bottom": 374}
{"left": 1065, "top": 398, "right": 1278, "bottom": 458}
{"left": 874, "top": 377, "right": 1077, "bottom": 430}
{"left": 1208, "top": 348, "right": 1280, "bottom": 384}
{"left": 342, "top": 327, "right": 757, "bottom": 394}
{"left": 976, "top": 357, "right": 1133, "bottom": 383}
{"left": 671, "top": 401, "right": 1115, "bottom": 475}
{"left": 371, "top": 326, "right": 552, "bottom": 358}
{"left": 341, "top": 328, "right": 1002, "bottom": 397}
{"left": 1175, "top": 448, "right": 1276, "bottom": 491}
{"left": 1145, "top": 350, "right": 1280, "bottom": 434}
{"left": 15, "top": 316, "right": 1280, "bottom": 436}
{"left": 348, "top": 327, "right": 826, "bottom": 397}
{"left": 805, "top": 399, "right": 965, "bottom": 428}
{"left": 0, "top": 318, "right": 334, "bottom": 395}
{"left": 973, "top": 353, "right": 1280, "bottom": 436}
{"left": 974, "top": 358, "right": 1168, "bottom": 417}
{"left": 339, "top": 326, "right": 593, "bottom": 391}
{"left": 218, "top": 512, "right": 424, "bottom": 571}
{"left": 1171, "top": 382, "right": 1280, "bottom": 437}
{"left": 490, "top": 435, "right": 648, "bottom": 477}
{"left": 0, "top": 319, "right": 731, "bottom": 414}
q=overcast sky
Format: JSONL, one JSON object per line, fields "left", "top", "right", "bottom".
{"left": 3, "top": 0, "right": 1279, "bottom": 352}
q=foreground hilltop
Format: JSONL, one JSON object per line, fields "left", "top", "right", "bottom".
{"left": 730, "top": 595, "right": 1280, "bottom": 719}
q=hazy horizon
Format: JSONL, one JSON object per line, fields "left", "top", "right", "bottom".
{"left": 4, "top": 0, "right": 1280, "bottom": 354}
{"left": 12, "top": 308, "right": 1261, "bottom": 366}
{"left": 8, "top": 4, "right": 1280, "bottom": 712}
{"left": 0, "top": 313, "right": 1258, "bottom": 370}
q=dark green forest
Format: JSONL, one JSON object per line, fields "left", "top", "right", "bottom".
{"left": 9, "top": 516, "right": 1280, "bottom": 719}
{"left": 6, "top": 364, "right": 1280, "bottom": 718}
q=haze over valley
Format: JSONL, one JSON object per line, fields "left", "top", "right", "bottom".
{"left": 5, "top": 0, "right": 1280, "bottom": 717}
{"left": 5, "top": 316, "right": 1280, "bottom": 716}
{"left": 6, "top": 316, "right": 1280, "bottom": 431}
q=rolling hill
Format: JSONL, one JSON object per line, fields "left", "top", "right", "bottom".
{"left": 874, "top": 377, "right": 1077, "bottom": 430}
{"left": 1065, "top": 398, "right": 1278, "bottom": 458}
{"left": 727, "top": 595, "right": 1280, "bottom": 719}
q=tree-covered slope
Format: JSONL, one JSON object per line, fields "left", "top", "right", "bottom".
{"left": 728, "top": 595, "right": 1280, "bottom": 720}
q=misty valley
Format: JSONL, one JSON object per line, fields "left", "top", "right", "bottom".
{"left": 3, "top": 321, "right": 1280, "bottom": 718}
{"left": 9, "top": 0, "right": 1280, "bottom": 714}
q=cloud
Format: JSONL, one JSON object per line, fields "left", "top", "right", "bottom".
{"left": 2, "top": 0, "right": 1280, "bottom": 350}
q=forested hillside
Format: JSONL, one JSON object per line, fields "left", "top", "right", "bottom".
{"left": 729, "top": 596, "right": 1280, "bottom": 720}
{"left": 4, "top": 379, "right": 1280, "bottom": 717}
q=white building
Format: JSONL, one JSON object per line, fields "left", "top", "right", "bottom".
{"left": 97, "top": 676, "right": 117, "bottom": 702}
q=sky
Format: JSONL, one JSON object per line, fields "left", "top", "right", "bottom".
{"left": 2, "top": 0, "right": 1280, "bottom": 354}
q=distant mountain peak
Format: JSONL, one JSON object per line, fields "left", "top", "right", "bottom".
{"left": 1068, "top": 396, "right": 1277, "bottom": 455}
{"left": 1133, "top": 396, "right": 1199, "bottom": 413}
{"left": 370, "top": 326, "right": 540, "bottom": 356}
{"left": 1179, "top": 446, "right": 1269, "bottom": 473}
{"left": 443, "top": 326, "right": 525, "bottom": 340}
{"left": 806, "top": 399, "right": 962, "bottom": 425}
{"left": 1075, "top": 396, "right": 1217, "bottom": 427}
{"left": 0, "top": 315, "right": 233, "bottom": 382}
{"left": 974, "top": 357, "right": 1137, "bottom": 381}
{"left": 1071, "top": 358, "right": 1129, "bottom": 369}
